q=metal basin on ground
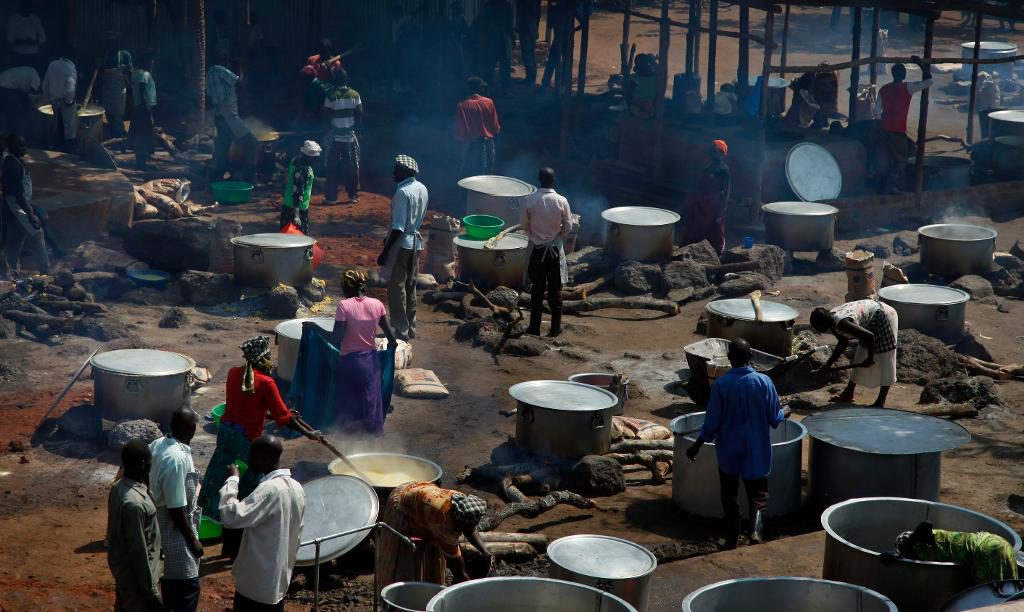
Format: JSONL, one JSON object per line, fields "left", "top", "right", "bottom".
{"left": 295, "top": 475, "right": 379, "bottom": 566}
{"left": 705, "top": 298, "right": 798, "bottom": 357}
{"left": 762, "top": 201, "right": 839, "bottom": 252}
{"left": 670, "top": 412, "right": 805, "bottom": 518}
{"left": 806, "top": 408, "right": 971, "bottom": 509}
{"left": 511, "top": 380, "right": 619, "bottom": 458}
{"left": 941, "top": 579, "right": 1024, "bottom": 611}
{"left": 458, "top": 175, "right": 536, "bottom": 220}
{"left": 548, "top": 534, "right": 657, "bottom": 611}
{"left": 918, "top": 224, "right": 997, "bottom": 278}
{"left": 822, "top": 497, "right": 1023, "bottom": 612}
{"left": 328, "top": 452, "right": 442, "bottom": 498}
{"left": 601, "top": 206, "right": 680, "bottom": 262}
{"left": 231, "top": 232, "right": 316, "bottom": 288}
{"left": 921, "top": 156, "right": 973, "bottom": 191}
{"left": 568, "top": 373, "right": 627, "bottom": 416}
{"left": 426, "top": 577, "right": 637, "bottom": 612}
{"left": 993, "top": 136, "right": 1024, "bottom": 179}
{"left": 878, "top": 284, "right": 969, "bottom": 344}
{"left": 274, "top": 317, "right": 334, "bottom": 382}
{"left": 454, "top": 233, "right": 529, "bottom": 291}
{"left": 91, "top": 349, "right": 195, "bottom": 424}
{"left": 988, "top": 110, "right": 1024, "bottom": 139}
{"left": 381, "top": 582, "right": 446, "bottom": 612}
{"left": 682, "top": 577, "right": 897, "bottom": 611}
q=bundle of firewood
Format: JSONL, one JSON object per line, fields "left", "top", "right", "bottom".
{"left": 956, "top": 354, "right": 1024, "bottom": 381}
{"left": 132, "top": 179, "right": 212, "bottom": 221}
{"left": 1, "top": 275, "right": 107, "bottom": 339}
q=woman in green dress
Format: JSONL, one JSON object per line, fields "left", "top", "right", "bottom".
{"left": 881, "top": 520, "right": 1019, "bottom": 585}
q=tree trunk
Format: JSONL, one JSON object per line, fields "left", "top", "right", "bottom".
{"left": 478, "top": 491, "right": 596, "bottom": 533}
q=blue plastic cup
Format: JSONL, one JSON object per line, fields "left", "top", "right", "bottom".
{"left": 743, "top": 236, "right": 754, "bottom": 249}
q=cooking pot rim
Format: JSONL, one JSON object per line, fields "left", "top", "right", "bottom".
{"left": 90, "top": 348, "right": 196, "bottom": 376}
{"left": 761, "top": 201, "right": 839, "bottom": 216}
{"left": 457, "top": 175, "right": 537, "bottom": 197}
{"left": 705, "top": 298, "right": 799, "bottom": 322}
{"left": 274, "top": 317, "right": 335, "bottom": 340}
{"left": 600, "top": 206, "right": 681, "bottom": 226}
{"left": 670, "top": 412, "right": 806, "bottom": 448}
{"left": 425, "top": 577, "right": 637, "bottom": 610}
{"left": 918, "top": 223, "right": 997, "bottom": 241}
{"left": 453, "top": 233, "right": 529, "bottom": 250}
{"left": 682, "top": 576, "right": 897, "bottom": 609}
{"left": 509, "top": 380, "right": 619, "bottom": 411}
{"left": 877, "top": 284, "right": 970, "bottom": 306}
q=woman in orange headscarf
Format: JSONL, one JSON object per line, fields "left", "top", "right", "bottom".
{"left": 680, "top": 140, "right": 730, "bottom": 254}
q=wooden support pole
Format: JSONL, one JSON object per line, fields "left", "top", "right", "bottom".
{"left": 913, "top": 17, "right": 935, "bottom": 211}
{"left": 706, "top": 0, "right": 719, "bottom": 125}
{"left": 576, "top": 0, "right": 590, "bottom": 97}
{"left": 849, "top": 7, "right": 862, "bottom": 123}
{"left": 558, "top": 0, "right": 577, "bottom": 158}
{"left": 774, "top": 53, "right": 1024, "bottom": 74}
{"left": 620, "top": 0, "right": 632, "bottom": 78}
{"left": 692, "top": 2, "right": 702, "bottom": 82}
{"left": 738, "top": 5, "right": 750, "bottom": 105}
{"left": 753, "top": 8, "right": 776, "bottom": 211}
{"left": 651, "top": 0, "right": 671, "bottom": 176}
{"left": 545, "top": 0, "right": 554, "bottom": 43}
{"left": 780, "top": 3, "right": 791, "bottom": 78}
{"left": 966, "top": 13, "right": 984, "bottom": 144}
{"left": 685, "top": 0, "right": 696, "bottom": 74}
{"left": 869, "top": 7, "right": 881, "bottom": 86}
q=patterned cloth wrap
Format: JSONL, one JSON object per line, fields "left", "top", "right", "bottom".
{"left": 395, "top": 154, "right": 419, "bottom": 174}
{"left": 196, "top": 425, "right": 260, "bottom": 522}
{"left": 898, "top": 528, "right": 1020, "bottom": 585}
{"left": 832, "top": 299, "right": 898, "bottom": 353}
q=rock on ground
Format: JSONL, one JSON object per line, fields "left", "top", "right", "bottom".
{"left": 0, "top": 318, "right": 15, "bottom": 340}
{"left": 298, "top": 281, "right": 327, "bottom": 303}
{"left": 892, "top": 234, "right": 919, "bottom": 256}
{"left": 158, "top": 307, "right": 189, "bottom": 329}
{"left": 614, "top": 261, "right": 662, "bottom": 295}
{"left": 672, "top": 240, "right": 720, "bottom": 266}
{"left": 502, "top": 336, "right": 548, "bottom": 357}
{"left": 123, "top": 218, "right": 225, "bottom": 272}
{"left": 57, "top": 404, "right": 103, "bottom": 440}
{"left": 897, "top": 329, "right": 963, "bottom": 385}
{"left": 955, "top": 331, "right": 995, "bottom": 362}
{"left": 919, "top": 376, "right": 1004, "bottom": 411}
{"left": 267, "top": 285, "right": 300, "bottom": 318}
{"left": 566, "top": 455, "right": 625, "bottom": 497}
{"left": 720, "top": 244, "right": 785, "bottom": 281}
{"left": 661, "top": 260, "right": 710, "bottom": 293}
{"left": 67, "top": 241, "right": 140, "bottom": 273}
{"left": 107, "top": 419, "right": 163, "bottom": 452}
{"left": 179, "top": 270, "right": 240, "bottom": 306}
{"left": 75, "top": 315, "right": 134, "bottom": 341}
{"left": 717, "top": 272, "right": 772, "bottom": 297}
{"left": 815, "top": 248, "right": 846, "bottom": 272}
{"left": 486, "top": 286, "right": 520, "bottom": 310}
{"left": 950, "top": 275, "right": 994, "bottom": 300}
{"left": 855, "top": 241, "right": 892, "bottom": 259}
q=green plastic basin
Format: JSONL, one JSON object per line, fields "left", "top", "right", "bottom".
{"left": 462, "top": 214, "right": 505, "bottom": 240}
{"left": 211, "top": 403, "right": 225, "bottom": 426}
{"left": 212, "top": 181, "right": 254, "bottom": 204}
{"left": 198, "top": 515, "right": 222, "bottom": 540}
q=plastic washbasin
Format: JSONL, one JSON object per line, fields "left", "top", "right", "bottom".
{"left": 126, "top": 268, "right": 170, "bottom": 290}
{"left": 212, "top": 181, "right": 254, "bottom": 204}
{"left": 461, "top": 214, "right": 505, "bottom": 240}
{"left": 211, "top": 403, "right": 225, "bottom": 426}
{"left": 198, "top": 516, "right": 222, "bottom": 540}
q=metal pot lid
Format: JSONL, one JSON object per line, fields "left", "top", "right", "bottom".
{"left": 600, "top": 206, "right": 681, "bottom": 226}
{"left": 942, "top": 579, "right": 1024, "bottom": 611}
{"left": 706, "top": 298, "right": 799, "bottom": 323}
{"left": 274, "top": 317, "right": 334, "bottom": 340}
{"left": 918, "top": 223, "right": 997, "bottom": 241}
{"left": 988, "top": 110, "right": 1024, "bottom": 124}
{"left": 961, "top": 41, "right": 1018, "bottom": 52}
{"left": 231, "top": 233, "right": 316, "bottom": 248}
{"left": 785, "top": 142, "right": 842, "bottom": 202}
{"left": 761, "top": 201, "right": 839, "bottom": 216}
{"left": 91, "top": 349, "right": 195, "bottom": 376}
{"left": 457, "top": 175, "right": 536, "bottom": 197}
{"left": 547, "top": 534, "right": 657, "bottom": 579}
{"left": 295, "top": 475, "right": 379, "bottom": 566}
{"left": 803, "top": 407, "right": 971, "bottom": 455}
{"left": 508, "top": 380, "right": 618, "bottom": 412}
{"left": 453, "top": 233, "right": 529, "bottom": 250}
{"left": 877, "top": 284, "right": 970, "bottom": 306}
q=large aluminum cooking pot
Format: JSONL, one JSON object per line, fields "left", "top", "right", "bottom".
{"left": 511, "top": 380, "right": 619, "bottom": 457}
{"left": 682, "top": 577, "right": 897, "bottom": 612}
{"left": 920, "top": 156, "right": 973, "bottom": 191}
{"left": 918, "top": 224, "right": 997, "bottom": 278}
{"left": 37, "top": 103, "right": 106, "bottom": 142}
{"left": 548, "top": 535, "right": 657, "bottom": 611}
{"left": 274, "top": 317, "right": 333, "bottom": 382}
{"left": 91, "top": 349, "right": 195, "bottom": 424}
{"left": 806, "top": 408, "right": 971, "bottom": 509}
{"left": 426, "top": 577, "right": 637, "bottom": 612}
{"left": 993, "top": 136, "right": 1024, "bottom": 179}
{"left": 295, "top": 475, "right": 378, "bottom": 566}
{"left": 942, "top": 580, "right": 1024, "bottom": 611}
{"left": 705, "top": 298, "right": 798, "bottom": 357}
{"left": 454, "top": 233, "right": 529, "bottom": 291}
{"left": 328, "top": 452, "right": 443, "bottom": 498}
{"left": 382, "top": 582, "right": 446, "bottom": 612}
{"left": 231, "top": 233, "right": 315, "bottom": 288}
{"left": 762, "top": 201, "right": 839, "bottom": 252}
{"left": 988, "top": 109, "right": 1024, "bottom": 139}
{"left": 671, "top": 412, "right": 805, "bottom": 518}
{"left": 878, "top": 284, "right": 969, "bottom": 343}
{"left": 602, "top": 207, "right": 680, "bottom": 262}
{"left": 458, "top": 175, "right": 536, "bottom": 221}
{"left": 568, "top": 373, "right": 627, "bottom": 416}
{"left": 957, "top": 41, "right": 1019, "bottom": 80}
{"left": 822, "top": 497, "right": 1023, "bottom": 612}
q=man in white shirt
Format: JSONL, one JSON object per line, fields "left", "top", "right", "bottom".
{"left": 41, "top": 46, "right": 78, "bottom": 152}
{"left": 6, "top": 1, "right": 46, "bottom": 75}
{"left": 378, "top": 155, "right": 428, "bottom": 341}
{"left": 219, "top": 435, "right": 305, "bottom": 612}
{"left": 519, "top": 167, "right": 572, "bottom": 337}
{"left": 149, "top": 408, "right": 203, "bottom": 612}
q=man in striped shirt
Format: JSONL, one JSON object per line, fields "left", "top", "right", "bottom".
{"left": 323, "top": 68, "right": 362, "bottom": 204}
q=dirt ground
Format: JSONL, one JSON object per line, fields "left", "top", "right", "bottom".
{"left": 2, "top": 7, "right": 1024, "bottom": 612}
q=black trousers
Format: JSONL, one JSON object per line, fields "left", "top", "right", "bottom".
{"left": 233, "top": 591, "right": 283, "bottom": 612}
{"left": 518, "top": 28, "right": 539, "bottom": 84}
{"left": 325, "top": 138, "right": 360, "bottom": 202}
{"left": 528, "top": 246, "right": 562, "bottom": 330}
{"left": 161, "top": 577, "right": 200, "bottom": 612}
{"left": 718, "top": 470, "right": 768, "bottom": 519}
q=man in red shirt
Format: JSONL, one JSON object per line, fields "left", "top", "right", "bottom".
{"left": 874, "top": 55, "right": 933, "bottom": 194}
{"left": 197, "top": 335, "right": 321, "bottom": 560}
{"left": 455, "top": 76, "right": 501, "bottom": 178}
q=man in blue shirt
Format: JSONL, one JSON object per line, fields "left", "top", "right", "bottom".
{"left": 378, "top": 155, "right": 428, "bottom": 341}
{"left": 686, "top": 338, "right": 787, "bottom": 548}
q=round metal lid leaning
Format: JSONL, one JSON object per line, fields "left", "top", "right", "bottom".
{"left": 785, "top": 142, "right": 843, "bottom": 202}
{"left": 453, "top": 233, "right": 529, "bottom": 250}
{"left": 802, "top": 407, "right": 972, "bottom": 455}
{"left": 547, "top": 534, "right": 657, "bottom": 579}
{"left": 600, "top": 206, "right": 681, "bottom": 227}
{"left": 274, "top": 317, "right": 334, "bottom": 340}
{"left": 294, "top": 475, "right": 379, "bottom": 566}
{"left": 987, "top": 110, "right": 1024, "bottom": 124}
{"left": 90, "top": 349, "right": 195, "bottom": 376}
{"left": 230, "top": 233, "right": 316, "bottom": 248}
{"left": 706, "top": 298, "right": 799, "bottom": 323}
{"left": 508, "top": 380, "right": 619, "bottom": 412}
{"left": 877, "top": 284, "right": 970, "bottom": 306}
{"left": 761, "top": 201, "right": 840, "bottom": 216}
{"left": 457, "top": 175, "right": 536, "bottom": 197}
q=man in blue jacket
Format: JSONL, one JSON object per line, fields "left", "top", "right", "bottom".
{"left": 686, "top": 338, "right": 787, "bottom": 548}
